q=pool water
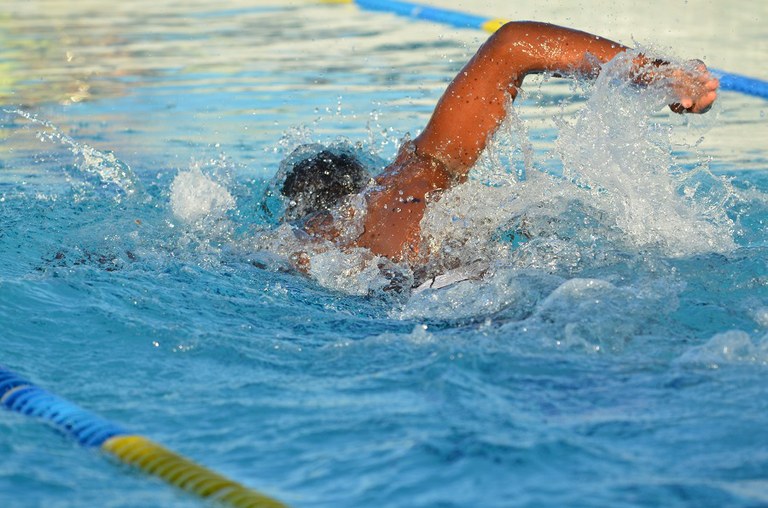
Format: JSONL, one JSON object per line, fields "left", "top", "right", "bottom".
{"left": 2, "top": 1, "right": 768, "bottom": 507}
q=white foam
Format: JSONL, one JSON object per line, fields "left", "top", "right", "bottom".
{"left": 307, "top": 245, "right": 414, "bottom": 297}
{"left": 677, "top": 330, "right": 768, "bottom": 367}
{"left": 401, "top": 267, "right": 562, "bottom": 322}
{"left": 527, "top": 277, "right": 673, "bottom": 352}
{"left": 170, "top": 166, "right": 235, "bottom": 223}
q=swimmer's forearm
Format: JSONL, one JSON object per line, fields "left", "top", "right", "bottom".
{"left": 499, "top": 23, "right": 718, "bottom": 113}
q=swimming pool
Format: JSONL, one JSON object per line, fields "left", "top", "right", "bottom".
{"left": 2, "top": 1, "right": 768, "bottom": 507}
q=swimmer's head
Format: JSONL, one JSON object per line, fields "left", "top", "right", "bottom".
{"left": 281, "top": 149, "right": 370, "bottom": 221}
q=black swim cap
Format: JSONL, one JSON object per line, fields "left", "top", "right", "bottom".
{"left": 281, "top": 150, "right": 370, "bottom": 221}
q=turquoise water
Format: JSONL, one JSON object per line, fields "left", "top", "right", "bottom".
{"left": 2, "top": 2, "right": 768, "bottom": 507}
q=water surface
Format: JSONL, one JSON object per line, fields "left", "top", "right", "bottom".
{"left": 1, "top": 2, "right": 768, "bottom": 507}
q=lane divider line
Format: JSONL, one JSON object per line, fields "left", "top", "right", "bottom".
{"left": 0, "top": 366, "right": 287, "bottom": 508}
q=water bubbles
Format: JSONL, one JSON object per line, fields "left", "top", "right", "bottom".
{"left": 406, "top": 323, "right": 434, "bottom": 344}
{"left": 336, "top": 95, "right": 343, "bottom": 115}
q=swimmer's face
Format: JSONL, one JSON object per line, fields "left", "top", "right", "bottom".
{"left": 281, "top": 150, "right": 369, "bottom": 221}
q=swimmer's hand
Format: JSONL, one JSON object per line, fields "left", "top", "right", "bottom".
{"left": 665, "top": 60, "right": 719, "bottom": 114}
{"left": 633, "top": 58, "right": 718, "bottom": 114}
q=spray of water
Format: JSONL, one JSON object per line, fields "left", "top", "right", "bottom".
{"left": 5, "top": 108, "right": 141, "bottom": 199}
{"left": 553, "top": 54, "right": 736, "bottom": 256}
{"left": 161, "top": 52, "right": 738, "bottom": 301}
{"left": 170, "top": 165, "right": 235, "bottom": 224}
{"left": 419, "top": 52, "right": 736, "bottom": 285}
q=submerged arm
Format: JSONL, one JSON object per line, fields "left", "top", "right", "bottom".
{"left": 414, "top": 21, "right": 719, "bottom": 179}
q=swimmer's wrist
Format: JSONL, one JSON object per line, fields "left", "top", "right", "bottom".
{"left": 629, "top": 55, "right": 669, "bottom": 86}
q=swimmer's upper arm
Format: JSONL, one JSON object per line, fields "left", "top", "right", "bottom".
{"left": 414, "top": 22, "right": 628, "bottom": 180}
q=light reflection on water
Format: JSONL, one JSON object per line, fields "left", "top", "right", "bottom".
{"left": 1, "top": 2, "right": 768, "bottom": 508}
{"left": 1, "top": 0, "right": 764, "bottom": 182}
{"left": 1, "top": 1, "right": 476, "bottom": 178}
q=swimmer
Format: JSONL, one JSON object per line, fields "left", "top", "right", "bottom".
{"left": 279, "top": 22, "right": 719, "bottom": 274}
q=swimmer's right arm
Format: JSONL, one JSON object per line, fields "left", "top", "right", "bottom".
{"left": 414, "top": 22, "right": 718, "bottom": 180}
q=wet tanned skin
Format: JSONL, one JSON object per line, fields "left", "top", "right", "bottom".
{"left": 355, "top": 146, "right": 454, "bottom": 261}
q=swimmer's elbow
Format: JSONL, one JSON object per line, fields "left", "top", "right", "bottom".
{"left": 487, "top": 22, "right": 582, "bottom": 76}
{"left": 494, "top": 21, "right": 556, "bottom": 38}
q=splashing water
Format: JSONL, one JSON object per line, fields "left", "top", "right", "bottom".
{"left": 31, "top": 50, "right": 734, "bottom": 299}
{"left": 419, "top": 52, "right": 737, "bottom": 288}
{"left": 151, "top": 51, "right": 741, "bottom": 301}
{"left": 170, "top": 165, "right": 235, "bottom": 224}
{"left": 5, "top": 5, "right": 768, "bottom": 508}
{"left": 553, "top": 54, "right": 736, "bottom": 256}
{"left": 4, "top": 109, "right": 141, "bottom": 199}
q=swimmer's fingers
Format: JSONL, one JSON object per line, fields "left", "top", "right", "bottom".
{"left": 667, "top": 60, "right": 719, "bottom": 114}
{"left": 669, "top": 89, "right": 717, "bottom": 114}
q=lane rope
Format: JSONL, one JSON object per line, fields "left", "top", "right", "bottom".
{"left": 323, "top": 0, "right": 768, "bottom": 99}
{"left": 0, "top": 366, "right": 287, "bottom": 508}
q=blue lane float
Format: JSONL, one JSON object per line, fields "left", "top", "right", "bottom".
{"left": 714, "top": 72, "right": 768, "bottom": 99}
{"left": 0, "top": 366, "right": 287, "bottom": 508}
{"left": 3, "top": 385, "right": 127, "bottom": 447}
{"left": 325, "top": 0, "right": 768, "bottom": 99}
{"left": 354, "top": 0, "right": 491, "bottom": 29}
{"left": 1, "top": 368, "right": 125, "bottom": 447}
